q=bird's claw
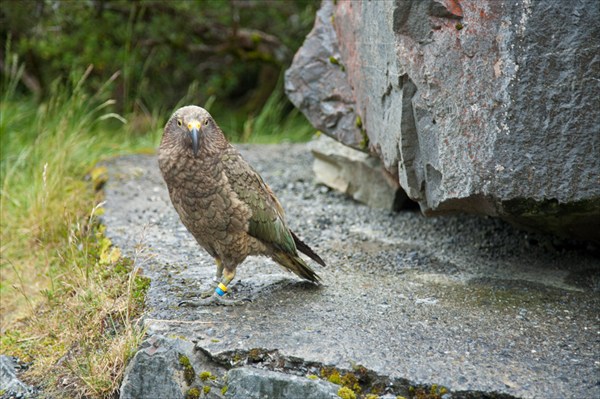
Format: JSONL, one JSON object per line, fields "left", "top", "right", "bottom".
{"left": 178, "top": 294, "right": 251, "bottom": 307}
{"left": 178, "top": 299, "right": 202, "bottom": 307}
{"left": 183, "top": 286, "right": 219, "bottom": 300}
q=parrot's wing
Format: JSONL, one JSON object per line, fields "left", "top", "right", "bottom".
{"left": 222, "top": 152, "right": 296, "bottom": 253}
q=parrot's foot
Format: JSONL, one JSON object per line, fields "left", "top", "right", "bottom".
{"left": 200, "top": 287, "right": 215, "bottom": 299}
{"left": 178, "top": 294, "right": 251, "bottom": 307}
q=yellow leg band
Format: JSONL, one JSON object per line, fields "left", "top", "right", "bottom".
{"left": 215, "top": 283, "right": 228, "bottom": 296}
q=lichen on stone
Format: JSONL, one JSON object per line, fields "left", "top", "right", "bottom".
{"left": 328, "top": 56, "right": 346, "bottom": 72}
{"left": 337, "top": 386, "right": 356, "bottom": 399}
{"left": 359, "top": 128, "right": 369, "bottom": 150}
{"left": 184, "top": 387, "right": 200, "bottom": 399}
{"left": 320, "top": 367, "right": 341, "bottom": 384}
{"left": 355, "top": 115, "right": 363, "bottom": 129}
{"left": 340, "top": 372, "right": 360, "bottom": 393}
{"left": 410, "top": 383, "right": 449, "bottom": 399}
{"left": 199, "top": 371, "right": 213, "bottom": 381}
{"left": 178, "top": 354, "right": 195, "bottom": 386}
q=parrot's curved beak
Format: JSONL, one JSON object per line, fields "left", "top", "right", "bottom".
{"left": 187, "top": 120, "right": 201, "bottom": 156}
{"left": 190, "top": 127, "right": 199, "bottom": 156}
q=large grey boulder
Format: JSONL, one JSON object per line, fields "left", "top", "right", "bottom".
{"left": 284, "top": 0, "right": 362, "bottom": 148}
{"left": 285, "top": 0, "right": 600, "bottom": 241}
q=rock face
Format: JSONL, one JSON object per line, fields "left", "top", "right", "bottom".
{"left": 285, "top": 0, "right": 600, "bottom": 241}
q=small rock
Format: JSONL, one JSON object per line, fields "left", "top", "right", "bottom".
{"left": 119, "top": 335, "right": 195, "bottom": 399}
{"left": 226, "top": 367, "right": 339, "bottom": 399}
{"left": 311, "top": 135, "right": 408, "bottom": 211}
{"left": 415, "top": 297, "right": 439, "bottom": 305}
{"left": 0, "top": 356, "right": 36, "bottom": 398}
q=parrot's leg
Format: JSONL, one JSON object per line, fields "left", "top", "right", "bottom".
{"left": 180, "top": 268, "right": 248, "bottom": 306}
{"left": 199, "top": 258, "right": 223, "bottom": 298}
{"left": 212, "top": 268, "right": 235, "bottom": 297}
{"left": 215, "top": 260, "right": 224, "bottom": 280}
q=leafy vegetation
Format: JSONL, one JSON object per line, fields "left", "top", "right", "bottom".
{"left": 0, "top": 1, "right": 317, "bottom": 397}
{"left": 1, "top": 0, "right": 317, "bottom": 117}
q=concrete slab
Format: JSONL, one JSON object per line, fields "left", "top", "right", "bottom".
{"left": 103, "top": 144, "right": 600, "bottom": 399}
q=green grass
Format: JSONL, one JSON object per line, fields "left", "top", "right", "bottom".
{"left": 0, "top": 58, "right": 314, "bottom": 397}
{"left": 0, "top": 62, "right": 157, "bottom": 397}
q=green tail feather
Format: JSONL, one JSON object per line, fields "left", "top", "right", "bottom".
{"left": 272, "top": 251, "right": 321, "bottom": 284}
{"left": 290, "top": 230, "right": 326, "bottom": 267}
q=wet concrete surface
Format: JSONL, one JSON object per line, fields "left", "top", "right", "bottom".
{"left": 102, "top": 143, "right": 600, "bottom": 399}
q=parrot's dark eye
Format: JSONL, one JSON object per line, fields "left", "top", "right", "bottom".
{"left": 177, "top": 119, "right": 182, "bottom": 127}
{"left": 204, "top": 119, "right": 209, "bottom": 126}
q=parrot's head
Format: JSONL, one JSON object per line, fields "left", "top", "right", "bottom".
{"left": 163, "top": 105, "right": 223, "bottom": 157}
